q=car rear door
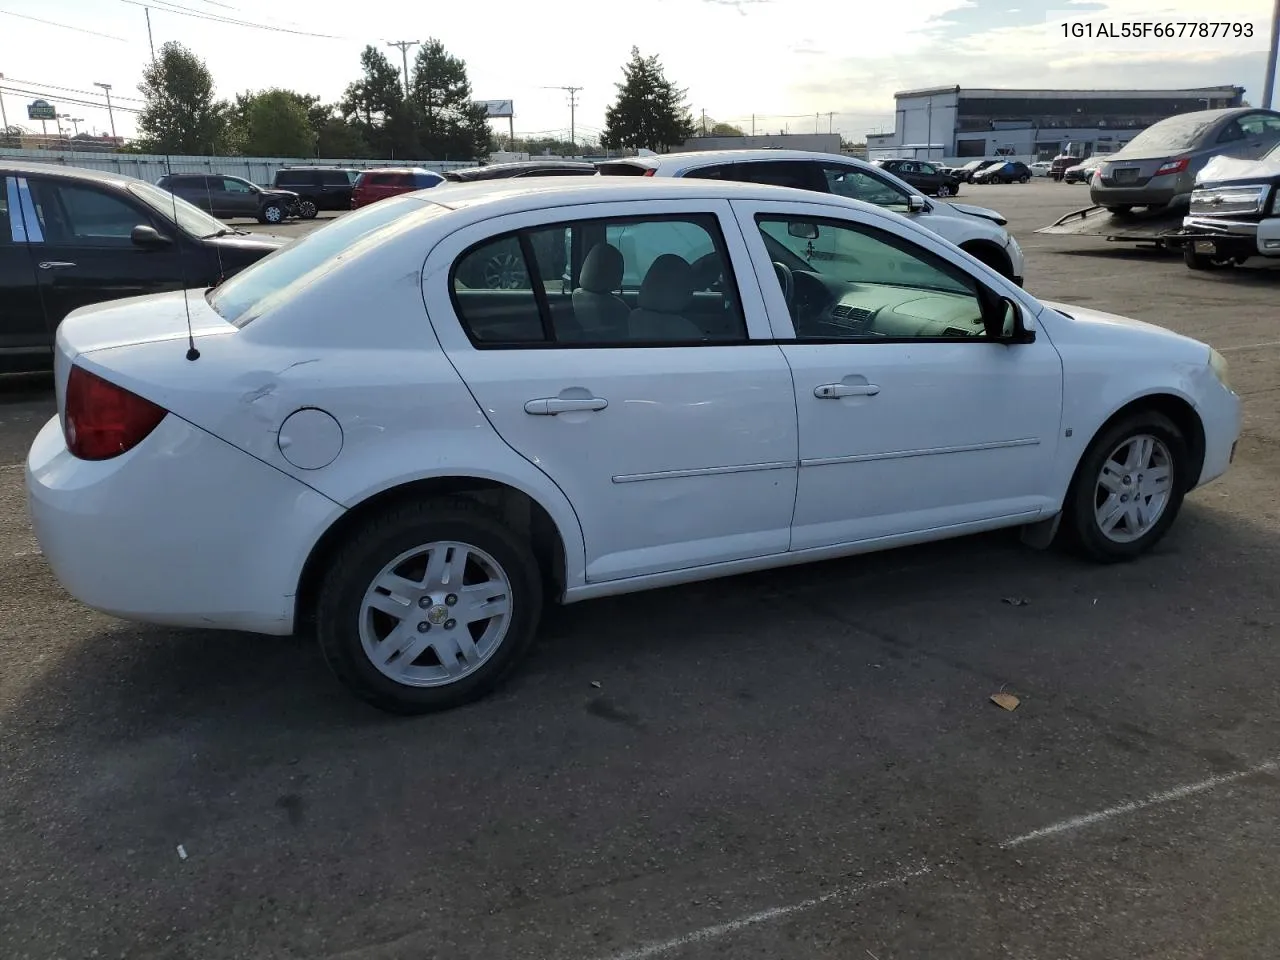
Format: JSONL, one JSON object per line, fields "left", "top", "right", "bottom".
{"left": 732, "top": 197, "right": 1062, "bottom": 550}
{"left": 424, "top": 199, "right": 800, "bottom": 584}
{"left": 1, "top": 176, "right": 48, "bottom": 363}
{"left": 24, "top": 175, "right": 193, "bottom": 328}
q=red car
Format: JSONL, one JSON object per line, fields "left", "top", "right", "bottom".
{"left": 350, "top": 167, "right": 445, "bottom": 208}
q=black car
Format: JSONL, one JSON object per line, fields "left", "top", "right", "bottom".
{"left": 1, "top": 162, "right": 285, "bottom": 372}
{"left": 443, "top": 159, "right": 598, "bottom": 182}
{"left": 974, "top": 161, "right": 1033, "bottom": 184}
{"left": 956, "top": 159, "right": 1004, "bottom": 183}
{"left": 156, "top": 173, "right": 300, "bottom": 225}
{"left": 871, "top": 158, "right": 962, "bottom": 197}
{"left": 272, "top": 166, "right": 360, "bottom": 214}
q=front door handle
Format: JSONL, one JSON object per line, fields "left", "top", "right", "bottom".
{"left": 38, "top": 261, "right": 76, "bottom": 271}
{"left": 524, "top": 397, "right": 609, "bottom": 416}
{"left": 815, "top": 383, "right": 879, "bottom": 399}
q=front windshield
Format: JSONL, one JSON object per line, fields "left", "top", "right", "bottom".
{"left": 208, "top": 194, "right": 440, "bottom": 326}
{"left": 129, "top": 181, "right": 229, "bottom": 237}
{"left": 1122, "top": 114, "right": 1219, "bottom": 153}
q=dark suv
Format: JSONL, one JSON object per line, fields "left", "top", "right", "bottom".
{"left": 156, "top": 173, "right": 299, "bottom": 224}
{"left": 871, "top": 159, "right": 962, "bottom": 197}
{"left": 272, "top": 167, "right": 360, "bottom": 215}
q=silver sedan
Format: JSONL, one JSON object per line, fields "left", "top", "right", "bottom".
{"left": 1090, "top": 108, "right": 1280, "bottom": 213}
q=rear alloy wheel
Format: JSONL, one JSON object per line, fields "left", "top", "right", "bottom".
{"left": 1065, "top": 412, "right": 1188, "bottom": 562}
{"left": 1019, "top": 175, "right": 1030, "bottom": 183}
{"left": 259, "top": 202, "right": 285, "bottom": 225}
{"left": 316, "top": 498, "right": 542, "bottom": 714}
{"left": 298, "top": 199, "right": 318, "bottom": 220}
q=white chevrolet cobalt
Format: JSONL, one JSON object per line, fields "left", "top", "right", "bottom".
{"left": 26, "top": 178, "right": 1240, "bottom": 713}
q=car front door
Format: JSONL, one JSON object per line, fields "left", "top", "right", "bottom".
{"left": 221, "top": 177, "right": 259, "bottom": 217}
{"left": 733, "top": 198, "right": 1063, "bottom": 550}
{"left": 24, "top": 176, "right": 192, "bottom": 328}
{"left": 425, "top": 200, "right": 799, "bottom": 583}
{"left": 0, "top": 176, "right": 48, "bottom": 363}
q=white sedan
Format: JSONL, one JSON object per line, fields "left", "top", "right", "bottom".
{"left": 26, "top": 177, "right": 1240, "bottom": 713}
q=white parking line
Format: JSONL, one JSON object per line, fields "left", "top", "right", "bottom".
{"left": 591, "top": 758, "right": 1280, "bottom": 960}
{"left": 1000, "top": 758, "right": 1279, "bottom": 848}
{"left": 1218, "top": 339, "right": 1280, "bottom": 353}
{"left": 0, "top": 463, "right": 22, "bottom": 471}
{"left": 600, "top": 865, "right": 934, "bottom": 960}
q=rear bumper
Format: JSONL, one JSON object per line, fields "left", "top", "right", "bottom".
{"left": 26, "top": 414, "right": 343, "bottom": 635}
{"left": 1090, "top": 184, "right": 1179, "bottom": 207}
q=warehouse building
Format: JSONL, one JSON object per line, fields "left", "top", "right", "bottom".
{"left": 866, "top": 85, "right": 1245, "bottom": 162}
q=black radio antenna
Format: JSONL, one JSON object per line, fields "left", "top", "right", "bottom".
{"left": 164, "top": 153, "right": 200, "bottom": 361}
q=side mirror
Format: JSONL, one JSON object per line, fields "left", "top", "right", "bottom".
{"left": 788, "top": 221, "right": 819, "bottom": 240}
{"left": 131, "top": 224, "right": 172, "bottom": 249}
{"left": 987, "top": 296, "right": 1036, "bottom": 344}
{"left": 906, "top": 195, "right": 927, "bottom": 214}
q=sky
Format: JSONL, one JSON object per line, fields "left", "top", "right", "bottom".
{"left": 0, "top": 0, "right": 1273, "bottom": 146}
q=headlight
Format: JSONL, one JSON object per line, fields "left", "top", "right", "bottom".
{"left": 1209, "top": 348, "right": 1232, "bottom": 390}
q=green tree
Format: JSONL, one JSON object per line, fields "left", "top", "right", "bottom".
{"left": 340, "top": 45, "right": 405, "bottom": 155}
{"left": 316, "top": 118, "right": 370, "bottom": 158}
{"left": 601, "top": 48, "right": 695, "bottom": 151}
{"left": 230, "top": 89, "right": 317, "bottom": 157}
{"left": 709, "top": 121, "right": 744, "bottom": 137}
{"left": 136, "top": 41, "right": 228, "bottom": 154}
{"left": 410, "top": 38, "right": 491, "bottom": 160}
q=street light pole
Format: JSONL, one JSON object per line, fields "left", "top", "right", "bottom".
{"left": 0, "top": 73, "right": 8, "bottom": 134}
{"left": 95, "top": 82, "right": 116, "bottom": 140}
{"left": 1264, "top": 0, "right": 1280, "bottom": 109}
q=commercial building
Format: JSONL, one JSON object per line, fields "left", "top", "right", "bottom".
{"left": 866, "top": 85, "right": 1245, "bottom": 162}
{"left": 675, "top": 133, "right": 843, "bottom": 154}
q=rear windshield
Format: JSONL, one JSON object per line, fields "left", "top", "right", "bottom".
{"left": 595, "top": 161, "right": 650, "bottom": 176}
{"left": 1121, "top": 114, "right": 1220, "bottom": 153}
{"left": 207, "top": 195, "right": 437, "bottom": 326}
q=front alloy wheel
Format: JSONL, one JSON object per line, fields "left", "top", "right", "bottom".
{"left": 936, "top": 184, "right": 952, "bottom": 197}
{"left": 316, "top": 498, "right": 542, "bottom": 713}
{"left": 298, "top": 199, "right": 318, "bottom": 220}
{"left": 1066, "top": 412, "right": 1187, "bottom": 561}
{"left": 260, "top": 203, "right": 285, "bottom": 224}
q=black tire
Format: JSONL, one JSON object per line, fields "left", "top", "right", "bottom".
{"left": 1063, "top": 411, "right": 1188, "bottom": 563}
{"left": 258, "top": 202, "right": 286, "bottom": 225}
{"left": 1019, "top": 175, "right": 1030, "bottom": 183}
{"left": 298, "top": 199, "right": 318, "bottom": 220}
{"left": 960, "top": 243, "right": 1013, "bottom": 280}
{"left": 1183, "top": 245, "right": 1223, "bottom": 271}
{"left": 316, "top": 497, "right": 543, "bottom": 714}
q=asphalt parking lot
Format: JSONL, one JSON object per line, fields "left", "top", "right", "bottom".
{"left": 3, "top": 179, "right": 1279, "bottom": 960}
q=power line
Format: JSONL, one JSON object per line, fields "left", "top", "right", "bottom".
{"left": 1, "top": 77, "right": 144, "bottom": 103}
{"left": 0, "top": 84, "right": 142, "bottom": 114}
{"left": 118, "top": 0, "right": 342, "bottom": 39}
{"left": 0, "top": 9, "right": 128, "bottom": 41}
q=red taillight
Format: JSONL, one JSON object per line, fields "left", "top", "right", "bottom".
{"left": 64, "top": 365, "right": 167, "bottom": 461}
{"left": 1155, "top": 157, "right": 1189, "bottom": 176}
{"left": 642, "top": 168, "right": 656, "bottom": 177}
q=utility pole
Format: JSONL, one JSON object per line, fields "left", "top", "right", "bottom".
{"left": 1265, "top": 0, "right": 1280, "bottom": 109}
{"left": 144, "top": 7, "right": 155, "bottom": 61}
{"left": 751, "top": 114, "right": 755, "bottom": 136}
{"left": 702, "top": 108, "right": 707, "bottom": 136}
{"left": 386, "top": 40, "right": 419, "bottom": 98}
{"left": 542, "top": 85, "right": 583, "bottom": 147}
{"left": 70, "top": 117, "right": 83, "bottom": 136}
{"left": 826, "top": 111, "right": 835, "bottom": 134}
{"left": 0, "top": 73, "right": 8, "bottom": 134}
{"left": 94, "top": 82, "right": 116, "bottom": 140}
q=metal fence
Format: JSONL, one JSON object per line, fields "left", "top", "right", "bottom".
{"left": 0, "top": 147, "right": 481, "bottom": 183}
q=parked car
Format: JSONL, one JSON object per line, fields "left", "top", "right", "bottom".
{"left": 597, "top": 149, "right": 1024, "bottom": 283}
{"left": 1030, "top": 161, "right": 1052, "bottom": 177}
{"left": 974, "top": 161, "right": 1032, "bottom": 184}
{"left": 443, "top": 159, "right": 598, "bottom": 182}
{"left": 956, "top": 159, "right": 1004, "bottom": 182}
{"left": 351, "top": 168, "right": 446, "bottom": 208}
{"left": 870, "top": 158, "right": 962, "bottom": 197}
{"left": 156, "top": 173, "right": 299, "bottom": 224}
{"left": 1062, "top": 157, "right": 1104, "bottom": 184}
{"left": 26, "top": 177, "right": 1239, "bottom": 713}
{"left": 1178, "top": 141, "right": 1280, "bottom": 270}
{"left": 1, "top": 162, "right": 284, "bottom": 373}
{"left": 1091, "top": 107, "right": 1280, "bottom": 213}
{"left": 272, "top": 166, "right": 361, "bottom": 215}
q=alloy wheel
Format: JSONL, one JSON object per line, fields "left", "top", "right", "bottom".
{"left": 1094, "top": 433, "right": 1174, "bottom": 544}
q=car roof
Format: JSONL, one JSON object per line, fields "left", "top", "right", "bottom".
{"left": 607, "top": 148, "right": 874, "bottom": 171}
{"left": 0, "top": 160, "right": 140, "bottom": 186}
{"left": 360, "top": 167, "right": 433, "bottom": 174}
{"left": 278, "top": 165, "right": 359, "bottom": 171}
{"left": 447, "top": 160, "right": 597, "bottom": 181}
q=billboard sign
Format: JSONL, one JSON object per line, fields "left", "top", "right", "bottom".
{"left": 480, "top": 100, "right": 513, "bottom": 118}
{"left": 27, "top": 99, "right": 57, "bottom": 121}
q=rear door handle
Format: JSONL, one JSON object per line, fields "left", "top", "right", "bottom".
{"left": 815, "top": 383, "right": 879, "bottom": 399}
{"left": 524, "top": 397, "right": 609, "bottom": 415}
{"left": 38, "top": 261, "right": 76, "bottom": 271}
